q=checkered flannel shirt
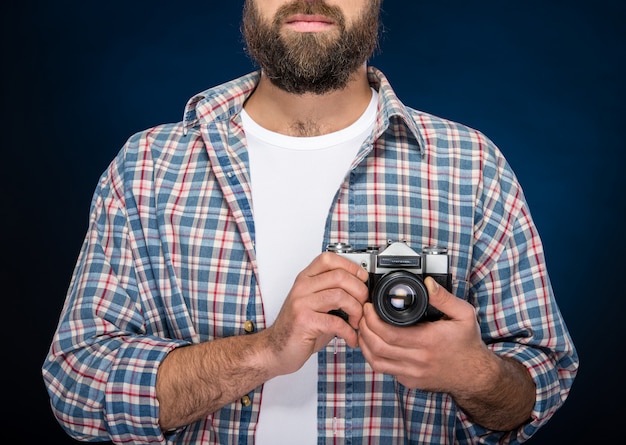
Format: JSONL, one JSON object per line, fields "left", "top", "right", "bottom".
{"left": 43, "top": 67, "right": 578, "bottom": 444}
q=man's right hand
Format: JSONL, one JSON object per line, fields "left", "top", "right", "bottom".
{"left": 264, "top": 252, "right": 369, "bottom": 376}
{"left": 157, "top": 252, "right": 368, "bottom": 430}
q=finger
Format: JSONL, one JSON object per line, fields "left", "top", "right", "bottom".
{"left": 358, "top": 305, "right": 385, "bottom": 354}
{"left": 307, "top": 252, "right": 369, "bottom": 283}
{"left": 332, "top": 318, "right": 359, "bottom": 348}
{"left": 424, "top": 277, "right": 471, "bottom": 320}
{"left": 360, "top": 302, "right": 387, "bottom": 338}
{"left": 313, "top": 287, "right": 365, "bottom": 329}
{"left": 307, "top": 268, "right": 369, "bottom": 305}
{"left": 360, "top": 303, "right": 411, "bottom": 348}
{"left": 302, "top": 304, "right": 361, "bottom": 349}
{"left": 359, "top": 304, "right": 400, "bottom": 355}
{"left": 359, "top": 335, "right": 396, "bottom": 372}
{"left": 358, "top": 311, "right": 410, "bottom": 372}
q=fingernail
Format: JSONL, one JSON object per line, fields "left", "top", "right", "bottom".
{"left": 427, "top": 277, "right": 440, "bottom": 293}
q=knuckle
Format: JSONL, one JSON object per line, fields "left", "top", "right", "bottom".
{"left": 384, "top": 329, "right": 403, "bottom": 345}
{"left": 370, "top": 359, "right": 391, "bottom": 375}
{"left": 327, "top": 268, "right": 343, "bottom": 282}
{"left": 319, "top": 251, "right": 336, "bottom": 266}
{"left": 367, "top": 335, "right": 389, "bottom": 357}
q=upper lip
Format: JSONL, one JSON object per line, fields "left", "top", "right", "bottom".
{"left": 284, "top": 14, "right": 336, "bottom": 24}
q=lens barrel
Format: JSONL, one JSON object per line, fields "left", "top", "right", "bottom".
{"left": 371, "top": 271, "right": 429, "bottom": 326}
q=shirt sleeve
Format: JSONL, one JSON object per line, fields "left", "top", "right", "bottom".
{"left": 456, "top": 141, "right": 579, "bottom": 444}
{"left": 42, "top": 148, "right": 190, "bottom": 444}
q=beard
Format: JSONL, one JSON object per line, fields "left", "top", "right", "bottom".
{"left": 242, "top": 0, "right": 380, "bottom": 95}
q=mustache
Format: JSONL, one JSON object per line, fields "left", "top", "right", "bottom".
{"left": 272, "top": 0, "right": 346, "bottom": 27}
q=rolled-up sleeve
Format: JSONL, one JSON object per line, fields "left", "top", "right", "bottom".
{"left": 42, "top": 150, "right": 189, "bottom": 444}
{"left": 456, "top": 147, "right": 579, "bottom": 443}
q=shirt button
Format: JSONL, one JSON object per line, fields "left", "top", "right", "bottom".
{"left": 241, "top": 395, "right": 252, "bottom": 407}
{"left": 243, "top": 320, "right": 255, "bottom": 333}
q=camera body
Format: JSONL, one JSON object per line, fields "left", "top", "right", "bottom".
{"left": 326, "top": 240, "right": 452, "bottom": 326}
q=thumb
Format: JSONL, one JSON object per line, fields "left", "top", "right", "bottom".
{"left": 425, "top": 277, "right": 464, "bottom": 320}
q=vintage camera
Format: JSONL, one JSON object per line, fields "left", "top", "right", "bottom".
{"left": 326, "top": 240, "right": 452, "bottom": 326}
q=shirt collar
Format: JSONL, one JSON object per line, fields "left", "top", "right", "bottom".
{"left": 367, "top": 66, "right": 425, "bottom": 154}
{"left": 182, "top": 67, "right": 425, "bottom": 154}
{"left": 182, "top": 71, "right": 261, "bottom": 135}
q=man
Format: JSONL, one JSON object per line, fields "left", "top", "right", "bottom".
{"left": 42, "top": 1, "right": 578, "bottom": 444}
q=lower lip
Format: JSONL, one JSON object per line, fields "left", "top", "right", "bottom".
{"left": 285, "top": 20, "right": 335, "bottom": 32}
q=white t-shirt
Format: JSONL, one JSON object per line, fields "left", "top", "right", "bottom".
{"left": 241, "top": 89, "right": 378, "bottom": 444}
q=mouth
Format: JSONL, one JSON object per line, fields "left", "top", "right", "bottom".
{"left": 284, "top": 14, "right": 337, "bottom": 32}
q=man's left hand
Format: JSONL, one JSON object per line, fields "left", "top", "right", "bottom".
{"left": 358, "top": 277, "right": 493, "bottom": 393}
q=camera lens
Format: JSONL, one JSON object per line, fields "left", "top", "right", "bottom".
{"left": 387, "top": 284, "right": 415, "bottom": 310}
{"left": 372, "top": 271, "right": 429, "bottom": 326}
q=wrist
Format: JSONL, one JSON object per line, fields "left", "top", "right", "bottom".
{"left": 451, "top": 345, "right": 500, "bottom": 401}
{"left": 450, "top": 348, "right": 535, "bottom": 431}
{"left": 252, "top": 326, "right": 288, "bottom": 379}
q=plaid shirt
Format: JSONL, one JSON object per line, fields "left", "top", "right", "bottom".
{"left": 43, "top": 67, "right": 578, "bottom": 444}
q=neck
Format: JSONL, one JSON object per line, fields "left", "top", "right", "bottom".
{"left": 243, "top": 65, "right": 373, "bottom": 137}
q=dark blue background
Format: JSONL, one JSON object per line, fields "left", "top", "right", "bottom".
{"left": 4, "top": 1, "right": 624, "bottom": 443}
